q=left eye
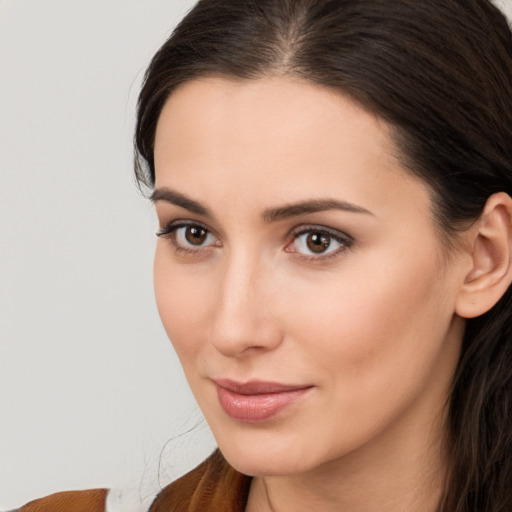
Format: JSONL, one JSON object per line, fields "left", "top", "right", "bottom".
{"left": 291, "top": 230, "right": 348, "bottom": 256}
{"left": 175, "top": 225, "right": 215, "bottom": 247}
{"left": 157, "top": 223, "right": 219, "bottom": 250}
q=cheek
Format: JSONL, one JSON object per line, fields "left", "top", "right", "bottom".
{"left": 153, "top": 247, "right": 214, "bottom": 360}
{"left": 280, "top": 248, "right": 453, "bottom": 387}
{"left": 270, "top": 251, "right": 459, "bottom": 456}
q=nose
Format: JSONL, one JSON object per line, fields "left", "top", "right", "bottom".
{"left": 208, "top": 254, "right": 283, "bottom": 358}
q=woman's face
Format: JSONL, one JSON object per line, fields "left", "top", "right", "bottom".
{"left": 152, "top": 77, "right": 467, "bottom": 477}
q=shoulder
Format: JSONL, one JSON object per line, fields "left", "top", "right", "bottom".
{"left": 13, "top": 487, "right": 149, "bottom": 512}
{"left": 13, "top": 489, "right": 109, "bottom": 512}
{"left": 11, "top": 451, "right": 251, "bottom": 512}
{"left": 148, "top": 449, "right": 252, "bottom": 512}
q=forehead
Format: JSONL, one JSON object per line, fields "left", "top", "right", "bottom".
{"left": 153, "top": 76, "right": 429, "bottom": 220}
{"left": 155, "top": 76, "right": 390, "bottom": 161}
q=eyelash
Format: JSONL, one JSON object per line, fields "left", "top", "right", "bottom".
{"left": 156, "top": 221, "right": 353, "bottom": 262}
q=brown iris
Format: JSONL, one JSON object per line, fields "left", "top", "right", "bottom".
{"left": 306, "top": 232, "right": 331, "bottom": 253}
{"left": 185, "top": 226, "right": 208, "bottom": 245}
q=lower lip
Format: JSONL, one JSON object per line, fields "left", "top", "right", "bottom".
{"left": 216, "top": 385, "right": 311, "bottom": 423}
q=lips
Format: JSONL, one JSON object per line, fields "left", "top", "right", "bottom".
{"left": 214, "top": 379, "right": 312, "bottom": 423}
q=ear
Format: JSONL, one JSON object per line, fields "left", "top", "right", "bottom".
{"left": 455, "top": 192, "right": 512, "bottom": 319}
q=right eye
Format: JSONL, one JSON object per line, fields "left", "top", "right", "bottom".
{"left": 157, "top": 222, "right": 220, "bottom": 252}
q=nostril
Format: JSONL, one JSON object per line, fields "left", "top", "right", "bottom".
{"left": 209, "top": 314, "right": 283, "bottom": 358}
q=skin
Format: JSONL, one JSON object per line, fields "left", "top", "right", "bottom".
{"left": 152, "top": 76, "right": 472, "bottom": 512}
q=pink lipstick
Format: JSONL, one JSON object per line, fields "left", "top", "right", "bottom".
{"left": 214, "top": 379, "right": 312, "bottom": 423}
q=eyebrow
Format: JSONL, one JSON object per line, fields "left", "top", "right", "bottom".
{"left": 151, "top": 187, "right": 373, "bottom": 222}
{"left": 262, "top": 199, "right": 373, "bottom": 222}
{"left": 151, "top": 187, "right": 213, "bottom": 218}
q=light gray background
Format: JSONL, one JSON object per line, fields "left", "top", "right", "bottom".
{"left": 1, "top": 0, "right": 511, "bottom": 510}
{"left": 0, "top": 1, "right": 215, "bottom": 509}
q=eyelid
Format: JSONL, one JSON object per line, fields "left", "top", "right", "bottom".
{"left": 156, "top": 219, "right": 215, "bottom": 239}
{"left": 289, "top": 224, "right": 354, "bottom": 244}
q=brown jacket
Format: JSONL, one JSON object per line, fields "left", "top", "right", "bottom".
{"left": 15, "top": 489, "right": 109, "bottom": 512}
{"left": 15, "top": 450, "right": 251, "bottom": 512}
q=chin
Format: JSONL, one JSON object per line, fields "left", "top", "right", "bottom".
{"left": 216, "top": 433, "right": 321, "bottom": 477}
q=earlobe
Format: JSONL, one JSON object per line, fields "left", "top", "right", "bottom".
{"left": 455, "top": 192, "right": 512, "bottom": 319}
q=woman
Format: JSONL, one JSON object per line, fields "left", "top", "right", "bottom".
{"left": 16, "top": 0, "right": 512, "bottom": 511}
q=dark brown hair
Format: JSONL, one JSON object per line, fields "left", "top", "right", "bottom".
{"left": 135, "top": 1, "right": 512, "bottom": 510}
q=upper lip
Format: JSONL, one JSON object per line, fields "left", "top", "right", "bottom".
{"left": 213, "top": 378, "right": 312, "bottom": 395}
